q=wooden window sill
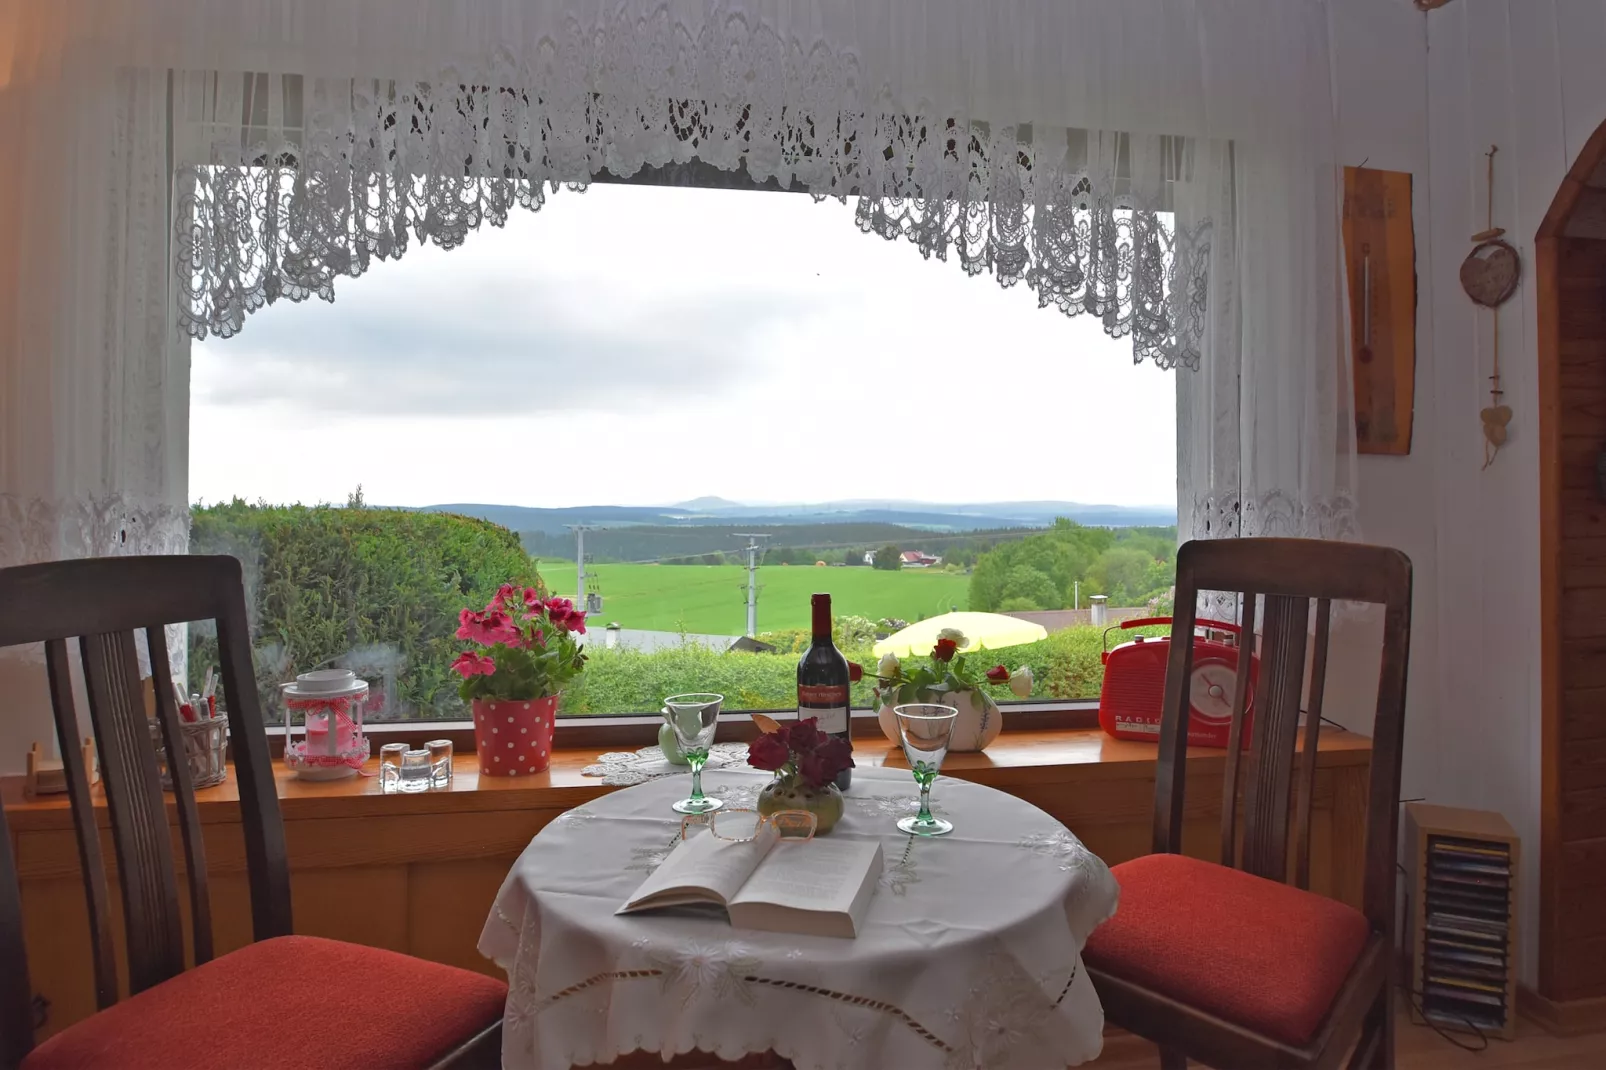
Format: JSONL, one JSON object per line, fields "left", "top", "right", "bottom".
{"left": 1, "top": 726, "right": 1372, "bottom": 830}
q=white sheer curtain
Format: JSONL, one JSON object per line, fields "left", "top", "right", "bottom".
{"left": 0, "top": 0, "right": 1355, "bottom": 557}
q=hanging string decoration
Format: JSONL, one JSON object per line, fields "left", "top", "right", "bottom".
{"left": 1459, "top": 146, "right": 1519, "bottom": 469}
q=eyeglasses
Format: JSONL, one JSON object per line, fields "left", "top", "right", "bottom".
{"left": 680, "top": 807, "right": 817, "bottom": 843}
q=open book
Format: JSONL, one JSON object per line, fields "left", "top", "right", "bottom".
{"left": 619, "top": 826, "right": 883, "bottom": 938}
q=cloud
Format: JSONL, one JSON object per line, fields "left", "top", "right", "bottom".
{"left": 194, "top": 272, "right": 823, "bottom": 415}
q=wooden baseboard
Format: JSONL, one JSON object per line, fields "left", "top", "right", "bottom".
{"left": 1518, "top": 984, "right": 1606, "bottom": 1035}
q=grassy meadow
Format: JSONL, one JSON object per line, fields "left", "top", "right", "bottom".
{"left": 536, "top": 562, "right": 970, "bottom": 634}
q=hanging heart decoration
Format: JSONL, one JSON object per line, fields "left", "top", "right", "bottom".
{"left": 1480, "top": 404, "right": 1512, "bottom": 447}
{"left": 1460, "top": 239, "right": 1520, "bottom": 307}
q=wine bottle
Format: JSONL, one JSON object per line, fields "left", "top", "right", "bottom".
{"left": 797, "top": 592, "right": 852, "bottom": 791}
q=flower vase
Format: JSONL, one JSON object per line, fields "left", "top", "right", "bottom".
{"left": 876, "top": 687, "right": 1000, "bottom": 752}
{"left": 757, "top": 774, "right": 844, "bottom": 834}
{"left": 472, "top": 695, "right": 558, "bottom": 776}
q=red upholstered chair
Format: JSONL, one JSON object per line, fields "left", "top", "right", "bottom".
{"left": 0, "top": 556, "right": 506, "bottom": 1070}
{"left": 1084, "top": 538, "right": 1412, "bottom": 1070}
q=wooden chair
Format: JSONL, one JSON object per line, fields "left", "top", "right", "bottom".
{"left": 0, "top": 555, "right": 506, "bottom": 1070}
{"left": 1084, "top": 538, "right": 1412, "bottom": 1070}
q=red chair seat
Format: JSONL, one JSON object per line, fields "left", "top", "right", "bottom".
{"left": 1083, "top": 854, "right": 1370, "bottom": 1047}
{"left": 23, "top": 935, "right": 507, "bottom": 1070}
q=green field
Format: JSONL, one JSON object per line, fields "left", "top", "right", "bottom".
{"left": 536, "top": 562, "right": 969, "bottom": 634}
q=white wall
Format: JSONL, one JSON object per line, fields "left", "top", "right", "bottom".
{"left": 1332, "top": 0, "right": 1606, "bottom": 989}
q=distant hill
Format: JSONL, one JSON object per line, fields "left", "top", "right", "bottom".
{"left": 418, "top": 499, "right": 1176, "bottom": 536}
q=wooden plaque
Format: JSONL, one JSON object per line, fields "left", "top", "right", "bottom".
{"left": 1343, "top": 166, "right": 1418, "bottom": 455}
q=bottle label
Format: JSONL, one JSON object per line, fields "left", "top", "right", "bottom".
{"left": 802, "top": 705, "right": 848, "bottom": 733}
{"left": 798, "top": 684, "right": 850, "bottom": 734}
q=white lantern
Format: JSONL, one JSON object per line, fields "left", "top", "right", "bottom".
{"left": 281, "top": 669, "right": 370, "bottom": 780}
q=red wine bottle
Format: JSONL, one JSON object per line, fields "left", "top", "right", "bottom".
{"left": 797, "top": 592, "right": 852, "bottom": 791}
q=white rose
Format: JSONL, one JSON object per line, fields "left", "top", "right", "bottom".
{"left": 937, "top": 627, "right": 969, "bottom": 649}
{"left": 1008, "top": 665, "right": 1034, "bottom": 698}
{"left": 877, "top": 652, "right": 901, "bottom": 678}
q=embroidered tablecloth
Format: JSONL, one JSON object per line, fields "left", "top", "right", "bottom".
{"left": 479, "top": 766, "right": 1119, "bottom": 1069}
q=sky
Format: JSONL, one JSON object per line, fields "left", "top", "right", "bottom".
{"left": 189, "top": 184, "right": 1177, "bottom": 509}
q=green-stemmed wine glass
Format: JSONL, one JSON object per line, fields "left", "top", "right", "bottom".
{"left": 664, "top": 693, "right": 724, "bottom": 815}
{"left": 893, "top": 703, "right": 958, "bottom": 836}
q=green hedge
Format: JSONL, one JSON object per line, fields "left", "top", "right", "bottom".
{"left": 558, "top": 623, "right": 1169, "bottom": 715}
{"left": 189, "top": 501, "right": 543, "bottom": 718}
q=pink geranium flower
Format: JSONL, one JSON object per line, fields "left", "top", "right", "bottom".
{"left": 458, "top": 607, "right": 520, "bottom": 647}
{"left": 450, "top": 651, "right": 496, "bottom": 678}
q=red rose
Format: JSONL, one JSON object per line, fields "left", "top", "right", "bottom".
{"left": 848, "top": 661, "right": 864, "bottom": 682}
{"left": 800, "top": 735, "right": 855, "bottom": 788}
{"left": 747, "top": 731, "right": 791, "bottom": 771}
{"left": 986, "top": 664, "right": 1009, "bottom": 683}
{"left": 788, "top": 718, "right": 822, "bottom": 753}
{"left": 932, "top": 637, "right": 959, "bottom": 663}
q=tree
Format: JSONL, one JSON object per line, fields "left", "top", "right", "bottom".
{"left": 999, "top": 565, "right": 1062, "bottom": 610}
{"left": 842, "top": 548, "right": 862, "bottom": 566}
{"left": 1088, "top": 547, "right": 1156, "bottom": 605}
{"left": 872, "top": 544, "right": 902, "bottom": 570}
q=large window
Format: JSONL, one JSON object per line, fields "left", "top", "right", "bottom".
{"left": 188, "top": 184, "right": 1178, "bottom": 720}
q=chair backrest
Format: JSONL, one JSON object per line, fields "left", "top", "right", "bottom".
{"left": 1154, "top": 538, "right": 1412, "bottom": 938}
{"left": 0, "top": 555, "right": 291, "bottom": 1066}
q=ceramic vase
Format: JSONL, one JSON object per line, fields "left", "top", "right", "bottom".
{"left": 756, "top": 774, "right": 845, "bottom": 834}
{"left": 472, "top": 694, "right": 558, "bottom": 776}
{"left": 876, "top": 687, "right": 1001, "bottom": 752}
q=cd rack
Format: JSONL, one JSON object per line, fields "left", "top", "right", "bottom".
{"left": 1403, "top": 802, "right": 1519, "bottom": 1040}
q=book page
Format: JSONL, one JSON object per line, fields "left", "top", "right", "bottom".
{"left": 730, "top": 837, "right": 882, "bottom": 914}
{"left": 620, "top": 826, "right": 776, "bottom": 912}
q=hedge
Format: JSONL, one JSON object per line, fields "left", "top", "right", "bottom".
{"left": 189, "top": 501, "right": 543, "bottom": 718}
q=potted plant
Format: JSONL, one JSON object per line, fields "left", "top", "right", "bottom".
{"left": 746, "top": 714, "right": 855, "bottom": 833}
{"left": 871, "top": 629, "right": 1033, "bottom": 751}
{"left": 453, "top": 584, "right": 587, "bottom": 776}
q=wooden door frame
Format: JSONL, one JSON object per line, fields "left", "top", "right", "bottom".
{"left": 1538, "top": 116, "right": 1606, "bottom": 1002}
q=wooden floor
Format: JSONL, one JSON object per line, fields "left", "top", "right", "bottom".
{"left": 1095, "top": 1012, "right": 1606, "bottom": 1069}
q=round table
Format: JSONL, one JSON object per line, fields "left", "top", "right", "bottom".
{"left": 478, "top": 766, "right": 1119, "bottom": 1070}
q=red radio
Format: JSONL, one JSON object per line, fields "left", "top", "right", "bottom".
{"left": 1097, "top": 617, "right": 1257, "bottom": 748}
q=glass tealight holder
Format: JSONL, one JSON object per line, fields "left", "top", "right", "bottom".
{"left": 379, "top": 742, "right": 407, "bottom": 794}
{"left": 426, "top": 739, "right": 453, "bottom": 789}
{"left": 398, "top": 748, "right": 432, "bottom": 793}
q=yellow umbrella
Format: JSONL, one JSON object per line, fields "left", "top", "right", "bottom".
{"left": 872, "top": 611, "right": 1049, "bottom": 658}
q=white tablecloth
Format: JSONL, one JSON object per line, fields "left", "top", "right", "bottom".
{"left": 479, "top": 766, "right": 1119, "bottom": 1070}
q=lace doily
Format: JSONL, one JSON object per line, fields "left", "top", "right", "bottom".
{"left": 579, "top": 742, "right": 753, "bottom": 786}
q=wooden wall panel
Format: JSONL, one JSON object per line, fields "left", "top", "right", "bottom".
{"left": 4, "top": 738, "right": 1371, "bottom": 1038}
{"left": 1550, "top": 223, "right": 1606, "bottom": 1001}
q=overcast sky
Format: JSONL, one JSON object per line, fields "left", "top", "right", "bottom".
{"left": 189, "top": 184, "right": 1176, "bottom": 509}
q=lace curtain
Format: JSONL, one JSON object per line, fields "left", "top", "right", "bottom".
{"left": 170, "top": 71, "right": 1213, "bottom": 372}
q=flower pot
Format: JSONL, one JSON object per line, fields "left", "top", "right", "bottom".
{"left": 757, "top": 775, "right": 844, "bottom": 834}
{"left": 876, "top": 687, "right": 1001, "bottom": 752}
{"left": 472, "top": 695, "right": 558, "bottom": 776}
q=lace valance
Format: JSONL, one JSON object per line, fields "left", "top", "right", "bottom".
{"left": 172, "top": 44, "right": 1214, "bottom": 370}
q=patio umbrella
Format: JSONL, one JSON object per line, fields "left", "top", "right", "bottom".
{"left": 872, "top": 611, "right": 1049, "bottom": 658}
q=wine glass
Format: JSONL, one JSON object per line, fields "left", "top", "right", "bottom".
{"left": 893, "top": 704, "right": 958, "bottom": 836}
{"left": 664, "top": 693, "right": 724, "bottom": 815}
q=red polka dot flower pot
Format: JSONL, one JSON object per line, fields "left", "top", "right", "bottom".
{"left": 472, "top": 695, "right": 559, "bottom": 776}
{"left": 453, "top": 583, "right": 588, "bottom": 776}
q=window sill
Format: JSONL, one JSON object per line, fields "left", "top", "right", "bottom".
{"left": 3, "top": 724, "right": 1372, "bottom": 830}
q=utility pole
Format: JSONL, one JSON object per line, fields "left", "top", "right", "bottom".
{"left": 566, "top": 525, "right": 593, "bottom": 607}
{"left": 733, "top": 534, "right": 771, "bottom": 637}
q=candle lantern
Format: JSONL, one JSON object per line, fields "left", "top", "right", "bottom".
{"left": 281, "top": 669, "right": 370, "bottom": 780}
